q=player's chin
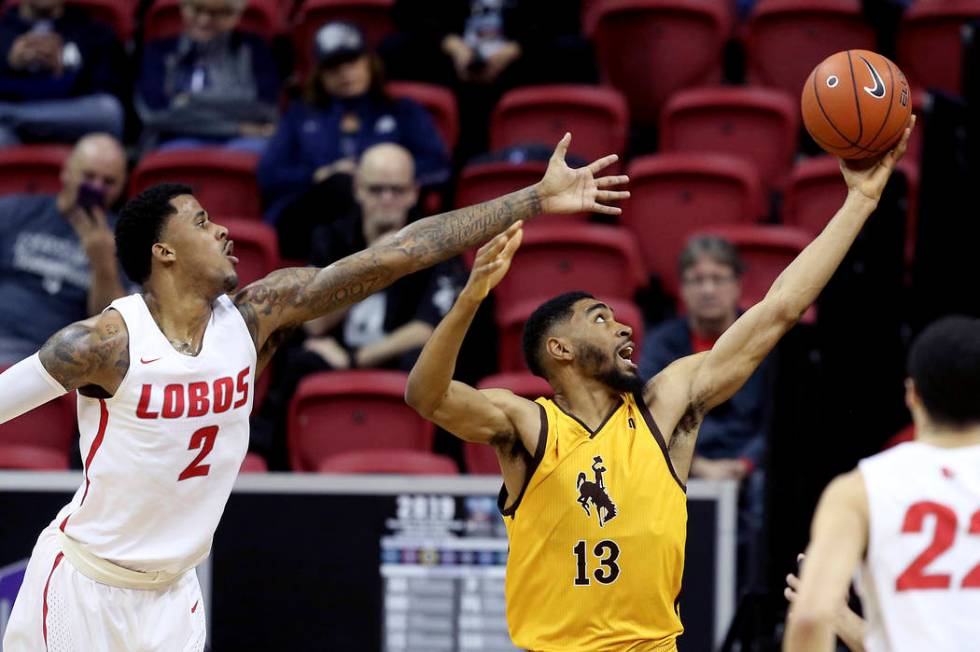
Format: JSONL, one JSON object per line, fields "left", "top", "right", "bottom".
{"left": 222, "top": 272, "right": 239, "bottom": 293}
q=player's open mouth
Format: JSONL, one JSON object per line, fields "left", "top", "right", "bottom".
{"left": 224, "top": 240, "right": 239, "bottom": 264}
{"left": 617, "top": 343, "right": 637, "bottom": 370}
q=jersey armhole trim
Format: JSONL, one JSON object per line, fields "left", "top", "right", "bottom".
{"left": 633, "top": 390, "right": 687, "bottom": 493}
{"left": 498, "top": 402, "right": 549, "bottom": 518}
{"left": 222, "top": 294, "right": 260, "bottom": 362}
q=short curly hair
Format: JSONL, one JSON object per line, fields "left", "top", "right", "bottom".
{"left": 908, "top": 315, "right": 980, "bottom": 428}
{"left": 115, "top": 183, "right": 192, "bottom": 284}
{"left": 523, "top": 291, "right": 594, "bottom": 379}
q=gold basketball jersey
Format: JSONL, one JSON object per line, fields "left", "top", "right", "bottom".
{"left": 501, "top": 392, "right": 687, "bottom": 652}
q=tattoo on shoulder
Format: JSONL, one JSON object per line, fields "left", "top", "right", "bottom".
{"left": 39, "top": 314, "right": 129, "bottom": 391}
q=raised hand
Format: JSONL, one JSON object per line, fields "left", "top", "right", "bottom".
{"left": 460, "top": 222, "right": 523, "bottom": 303}
{"left": 839, "top": 114, "right": 916, "bottom": 203}
{"left": 536, "top": 133, "right": 629, "bottom": 215}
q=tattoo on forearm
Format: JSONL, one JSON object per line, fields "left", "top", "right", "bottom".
{"left": 236, "top": 187, "right": 543, "bottom": 349}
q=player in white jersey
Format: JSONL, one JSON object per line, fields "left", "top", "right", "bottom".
{"left": 0, "top": 134, "right": 629, "bottom": 651}
{"left": 784, "top": 315, "right": 980, "bottom": 652}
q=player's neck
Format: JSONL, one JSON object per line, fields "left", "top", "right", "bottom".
{"left": 916, "top": 424, "right": 980, "bottom": 448}
{"left": 552, "top": 378, "right": 622, "bottom": 432}
{"left": 141, "top": 284, "right": 214, "bottom": 355}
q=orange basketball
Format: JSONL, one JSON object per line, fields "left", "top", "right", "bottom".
{"left": 801, "top": 49, "right": 911, "bottom": 160}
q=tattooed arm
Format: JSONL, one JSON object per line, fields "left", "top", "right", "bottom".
{"left": 36, "top": 309, "right": 130, "bottom": 395}
{"left": 234, "top": 133, "right": 629, "bottom": 359}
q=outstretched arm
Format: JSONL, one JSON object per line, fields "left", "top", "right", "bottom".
{"left": 234, "top": 134, "right": 628, "bottom": 359}
{"left": 784, "top": 471, "right": 869, "bottom": 652}
{"left": 405, "top": 224, "right": 540, "bottom": 451}
{"left": 647, "top": 118, "right": 915, "bottom": 474}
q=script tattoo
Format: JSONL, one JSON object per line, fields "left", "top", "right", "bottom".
{"left": 38, "top": 313, "right": 129, "bottom": 392}
{"left": 235, "top": 187, "right": 542, "bottom": 350}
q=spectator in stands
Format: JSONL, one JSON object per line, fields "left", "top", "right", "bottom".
{"left": 639, "top": 235, "right": 770, "bottom": 586}
{"left": 0, "top": 0, "right": 125, "bottom": 146}
{"left": 379, "top": 0, "right": 596, "bottom": 160}
{"left": 135, "top": 0, "right": 280, "bottom": 152}
{"left": 640, "top": 235, "right": 770, "bottom": 480}
{"left": 254, "top": 143, "right": 463, "bottom": 468}
{"left": 0, "top": 133, "right": 129, "bottom": 365}
{"left": 257, "top": 21, "right": 449, "bottom": 259}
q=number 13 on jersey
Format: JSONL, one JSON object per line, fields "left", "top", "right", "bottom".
{"left": 573, "top": 539, "right": 621, "bottom": 586}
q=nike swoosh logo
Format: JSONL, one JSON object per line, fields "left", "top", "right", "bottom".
{"left": 140, "top": 357, "right": 161, "bottom": 364}
{"left": 191, "top": 600, "right": 198, "bottom": 614}
{"left": 860, "top": 57, "right": 886, "bottom": 99}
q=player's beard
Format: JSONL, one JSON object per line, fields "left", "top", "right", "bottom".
{"left": 579, "top": 342, "right": 645, "bottom": 395}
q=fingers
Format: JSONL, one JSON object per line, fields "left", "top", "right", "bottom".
{"left": 595, "top": 174, "right": 629, "bottom": 189}
{"left": 591, "top": 203, "right": 622, "bottom": 216}
{"left": 786, "top": 573, "right": 801, "bottom": 590}
{"left": 784, "top": 586, "right": 797, "bottom": 603}
{"left": 885, "top": 113, "right": 916, "bottom": 167}
{"left": 500, "top": 226, "right": 523, "bottom": 260}
{"left": 587, "top": 154, "right": 619, "bottom": 175}
{"left": 595, "top": 190, "right": 630, "bottom": 203}
{"left": 552, "top": 132, "right": 571, "bottom": 162}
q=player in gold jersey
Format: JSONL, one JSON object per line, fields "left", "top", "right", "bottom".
{"left": 406, "top": 122, "right": 914, "bottom": 651}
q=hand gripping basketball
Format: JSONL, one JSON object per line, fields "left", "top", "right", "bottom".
{"left": 839, "top": 114, "right": 916, "bottom": 203}
{"left": 536, "top": 133, "right": 630, "bottom": 215}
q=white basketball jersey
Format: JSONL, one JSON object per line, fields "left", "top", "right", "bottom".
{"left": 53, "top": 293, "right": 256, "bottom": 574}
{"left": 858, "top": 441, "right": 980, "bottom": 652}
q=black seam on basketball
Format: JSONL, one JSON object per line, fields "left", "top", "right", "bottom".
{"left": 813, "top": 65, "right": 862, "bottom": 147}
{"left": 810, "top": 130, "right": 863, "bottom": 156}
{"left": 875, "top": 112, "right": 911, "bottom": 157}
{"left": 847, "top": 51, "right": 865, "bottom": 144}
{"left": 863, "top": 57, "right": 895, "bottom": 152}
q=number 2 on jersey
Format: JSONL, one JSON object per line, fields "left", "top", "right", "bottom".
{"left": 895, "top": 501, "right": 980, "bottom": 591}
{"left": 573, "top": 539, "right": 620, "bottom": 586}
{"left": 178, "top": 425, "right": 219, "bottom": 481}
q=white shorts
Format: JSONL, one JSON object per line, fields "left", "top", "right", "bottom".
{"left": 2, "top": 526, "right": 206, "bottom": 652}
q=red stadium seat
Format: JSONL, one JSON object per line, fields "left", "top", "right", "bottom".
{"left": 745, "top": 0, "right": 876, "bottom": 97}
{"left": 693, "top": 224, "right": 815, "bottom": 321}
{"left": 496, "top": 298, "right": 645, "bottom": 373}
{"left": 220, "top": 218, "right": 280, "bottom": 288}
{"left": 622, "top": 152, "right": 766, "bottom": 296}
{"left": 0, "top": 371, "right": 75, "bottom": 470}
{"left": 317, "top": 449, "right": 459, "bottom": 475}
{"left": 386, "top": 81, "right": 459, "bottom": 152}
{"left": 490, "top": 85, "right": 629, "bottom": 162}
{"left": 287, "top": 370, "right": 434, "bottom": 471}
{"left": 292, "top": 0, "right": 395, "bottom": 77}
{"left": 0, "top": 145, "right": 71, "bottom": 196}
{"left": 491, "top": 224, "right": 647, "bottom": 316}
{"left": 898, "top": 0, "right": 980, "bottom": 96}
{"left": 586, "top": 0, "right": 732, "bottom": 123}
{"left": 783, "top": 155, "right": 919, "bottom": 266}
{"left": 660, "top": 86, "right": 799, "bottom": 190}
{"left": 143, "top": 0, "right": 283, "bottom": 42}
{"left": 0, "top": 444, "right": 71, "bottom": 470}
{"left": 130, "top": 148, "right": 262, "bottom": 221}
{"left": 240, "top": 451, "right": 269, "bottom": 473}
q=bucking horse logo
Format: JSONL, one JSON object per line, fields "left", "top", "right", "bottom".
{"left": 576, "top": 456, "right": 617, "bottom": 527}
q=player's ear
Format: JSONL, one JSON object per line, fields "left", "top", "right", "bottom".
{"left": 151, "top": 242, "right": 176, "bottom": 264}
{"left": 546, "top": 336, "right": 573, "bottom": 364}
{"left": 904, "top": 377, "right": 920, "bottom": 413}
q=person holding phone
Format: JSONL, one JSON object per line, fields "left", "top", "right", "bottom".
{"left": 0, "top": 132, "right": 129, "bottom": 365}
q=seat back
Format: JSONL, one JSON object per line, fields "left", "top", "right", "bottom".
{"left": 387, "top": 81, "right": 459, "bottom": 152}
{"left": 588, "top": 0, "right": 731, "bottom": 122}
{"left": 317, "top": 449, "right": 459, "bottom": 475}
{"left": 490, "top": 85, "right": 629, "bottom": 162}
{"left": 0, "top": 371, "right": 75, "bottom": 469}
{"left": 288, "top": 370, "right": 434, "bottom": 471}
{"left": 660, "top": 86, "right": 798, "bottom": 190}
{"left": 622, "top": 152, "right": 766, "bottom": 295}
{"left": 745, "top": 0, "right": 875, "bottom": 96}
{"left": 0, "top": 145, "right": 71, "bottom": 196}
{"left": 131, "top": 148, "right": 262, "bottom": 220}
{"left": 898, "top": 0, "right": 980, "bottom": 95}
{"left": 221, "top": 218, "right": 281, "bottom": 287}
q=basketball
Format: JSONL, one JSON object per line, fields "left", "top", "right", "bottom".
{"left": 801, "top": 49, "right": 911, "bottom": 160}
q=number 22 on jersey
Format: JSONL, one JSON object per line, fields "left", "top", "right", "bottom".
{"left": 896, "top": 501, "right": 980, "bottom": 591}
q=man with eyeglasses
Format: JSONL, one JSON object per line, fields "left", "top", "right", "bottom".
{"left": 252, "top": 142, "right": 465, "bottom": 468}
{"left": 135, "top": 0, "right": 279, "bottom": 152}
